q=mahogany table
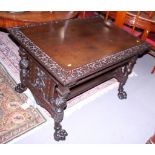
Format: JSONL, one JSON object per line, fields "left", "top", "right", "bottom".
{"left": 0, "top": 11, "right": 79, "bottom": 28}
{"left": 8, "top": 16, "right": 150, "bottom": 141}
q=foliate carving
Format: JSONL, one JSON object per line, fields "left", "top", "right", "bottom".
{"left": 19, "top": 48, "right": 29, "bottom": 79}
{"left": 27, "top": 60, "right": 57, "bottom": 102}
{"left": 55, "top": 97, "right": 66, "bottom": 110}
{"left": 15, "top": 48, "right": 29, "bottom": 93}
{"left": 8, "top": 26, "right": 150, "bottom": 86}
{"left": 115, "top": 56, "right": 137, "bottom": 99}
{"left": 33, "top": 67, "right": 46, "bottom": 98}
{"left": 51, "top": 96, "right": 67, "bottom": 122}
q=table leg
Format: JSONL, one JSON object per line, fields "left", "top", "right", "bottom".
{"left": 15, "top": 48, "right": 29, "bottom": 93}
{"left": 51, "top": 88, "right": 70, "bottom": 141}
{"left": 115, "top": 56, "right": 137, "bottom": 99}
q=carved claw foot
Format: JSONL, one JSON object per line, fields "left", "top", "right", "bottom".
{"left": 118, "top": 91, "right": 127, "bottom": 99}
{"left": 15, "top": 83, "right": 27, "bottom": 93}
{"left": 54, "top": 129, "right": 68, "bottom": 141}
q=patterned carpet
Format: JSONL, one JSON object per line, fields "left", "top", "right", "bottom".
{"left": 0, "top": 32, "right": 20, "bottom": 83}
{"left": 0, "top": 62, "right": 46, "bottom": 143}
{"left": 0, "top": 32, "right": 46, "bottom": 143}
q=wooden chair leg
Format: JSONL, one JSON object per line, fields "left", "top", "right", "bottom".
{"left": 151, "top": 66, "right": 155, "bottom": 74}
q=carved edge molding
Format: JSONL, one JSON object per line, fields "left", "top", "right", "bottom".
{"left": 8, "top": 23, "right": 150, "bottom": 86}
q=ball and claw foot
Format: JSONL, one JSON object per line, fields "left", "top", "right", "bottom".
{"left": 118, "top": 91, "right": 127, "bottom": 99}
{"left": 54, "top": 129, "right": 68, "bottom": 141}
{"left": 15, "top": 83, "right": 27, "bottom": 93}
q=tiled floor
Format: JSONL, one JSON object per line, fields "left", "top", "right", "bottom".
{"left": 9, "top": 54, "right": 155, "bottom": 144}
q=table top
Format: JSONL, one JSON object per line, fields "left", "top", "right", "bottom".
{"left": 0, "top": 11, "right": 78, "bottom": 23}
{"left": 8, "top": 16, "right": 150, "bottom": 86}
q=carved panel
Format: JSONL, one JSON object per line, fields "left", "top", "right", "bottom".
{"left": 32, "top": 67, "right": 46, "bottom": 98}
{"left": 24, "top": 54, "right": 59, "bottom": 103}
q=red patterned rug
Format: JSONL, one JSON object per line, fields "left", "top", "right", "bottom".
{"left": 0, "top": 63, "right": 46, "bottom": 143}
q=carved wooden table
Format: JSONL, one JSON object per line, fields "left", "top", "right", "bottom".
{"left": 8, "top": 16, "right": 150, "bottom": 141}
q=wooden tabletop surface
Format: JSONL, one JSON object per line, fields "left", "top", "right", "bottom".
{"left": 19, "top": 17, "right": 142, "bottom": 69}
{"left": 9, "top": 16, "right": 150, "bottom": 85}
